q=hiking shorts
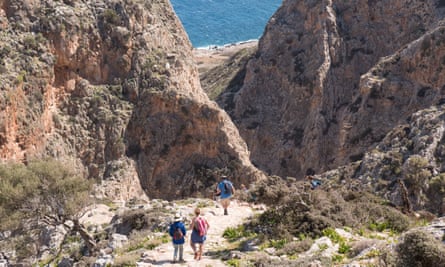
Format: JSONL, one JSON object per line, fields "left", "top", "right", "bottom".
{"left": 220, "top": 197, "right": 231, "bottom": 207}
{"left": 191, "top": 229, "right": 206, "bottom": 244}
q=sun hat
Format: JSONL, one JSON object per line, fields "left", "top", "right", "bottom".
{"left": 174, "top": 213, "right": 182, "bottom": 221}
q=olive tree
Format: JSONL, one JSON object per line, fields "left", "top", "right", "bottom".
{"left": 0, "top": 159, "right": 95, "bottom": 263}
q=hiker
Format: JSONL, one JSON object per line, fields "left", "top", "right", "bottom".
{"left": 216, "top": 175, "right": 235, "bottom": 215}
{"left": 190, "top": 207, "right": 210, "bottom": 261}
{"left": 168, "top": 213, "right": 187, "bottom": 263}
{"left": 306, "top": 175, "right": 322, "bottom": 190}
{"left": 240, "top": 184, "right": 247, "bottom": 192}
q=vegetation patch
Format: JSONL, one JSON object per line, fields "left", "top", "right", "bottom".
{"left": 248, "top": 177, "right": 411, "bottom": 242}
{"left": 396, "top": 230, "right": 445, "bottom": 266}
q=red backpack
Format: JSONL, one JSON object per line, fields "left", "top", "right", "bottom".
{"left": 173, "top": 226, "right": 184, "bottom": 240}
{"left": 194, "top": 217, "right": 207, "bottom": 236}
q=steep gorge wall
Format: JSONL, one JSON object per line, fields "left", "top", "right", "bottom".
{"left": 0, "top": 0, "right": 262, "bottom": 200}
{"left": 229, "top": 0, "right": 445, "bottom": 178}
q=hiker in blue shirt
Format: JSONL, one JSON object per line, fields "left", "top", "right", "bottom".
{"left": 168, "top": 213, "right": 187, "bottom": 263}
{"left": 306, "top": 175, "right": 322, "bottom": 190}
{"left": 216, "top": 175, "right": 235, "bottom": 215}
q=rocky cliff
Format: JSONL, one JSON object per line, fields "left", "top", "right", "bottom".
{"left": 0, "top": 0, "right": 262, "bottom": 200}
{"left": 226, "top": 0, "right": 445, "bottom": 178}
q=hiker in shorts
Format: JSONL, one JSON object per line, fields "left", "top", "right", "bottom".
{"left": 168, "top": 213, "right": 187, "bottom": 263}
{"left": 216, "top": 175, "right": 235, "bottom": 215}
{"left": 190, "top": 208, "right": 210, "bottom": 261}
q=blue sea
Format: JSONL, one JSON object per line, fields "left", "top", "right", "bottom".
{"left": 170, "top": 0, "right": 282, "bottom": 48}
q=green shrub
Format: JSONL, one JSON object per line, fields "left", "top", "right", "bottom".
{"left": 102, "top": 9, "right": 121, "bottom": 25}
{"left": 0, "top": 159, "right": 93, "bottom": 232}
{"left": 322, "top": 228, "right": 345, "bottom": 243}
{"left": 368, "top": 221, "right": 389, "bottom": 232}
{"left": 427, "top": 173, "right": 445, "bottom": 214}
{"left": 396, "top": 230, "right": 445, "bottom": 267}
{"left": 223, "top": 225, "right": 255, "bottom": 241}
{"left": 269, "top": 239, "right": 287, "bottom": 249}
{"left": 226, "top": 259, "right": 241, "bottom": 267}
{"left": 0, "top": 159, "right": 94, "bottom": 262}
{"left": 223, "top": 226, "right": 244, "bottom": 241}
{"left": 403, "top": 155, "right": 431, "bottom": 193}
{"left": 332, "top": 254, "right": 344, "bottom": 263}
{"left": 338, "top": 242, "right": 351, "bottom": 254}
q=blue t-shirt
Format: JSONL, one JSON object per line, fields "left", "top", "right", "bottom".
{"left": 311, "top": 179, "right": 322, "bottom": 189}
{"left": 218, "top": 179, "right": 233, "bottom": 199}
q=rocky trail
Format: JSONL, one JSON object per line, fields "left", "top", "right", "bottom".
{"left": 138, "top": 200, "right": 262, "bottom": 267}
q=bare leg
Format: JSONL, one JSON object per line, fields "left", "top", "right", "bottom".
{"left": 198, "top": 243, "right": 204, "bottom": 260}
{"left": 221, "top": 198, "right": 230, "bottom": 215}
{"left": 190, "top": 240, "right": 197, "bottom": 259}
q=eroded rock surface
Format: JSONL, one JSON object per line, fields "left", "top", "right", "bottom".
{"left": 0, "top": 0, "right": 262, "bottom": 200}
{"left": 228, "top": 0, "right": 445, "bottom": 178}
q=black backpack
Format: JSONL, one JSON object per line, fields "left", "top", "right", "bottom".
{"left": 223, "top": 180, "right": 233, "bottom": 194}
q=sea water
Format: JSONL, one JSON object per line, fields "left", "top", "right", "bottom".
{"left": 170, "top": 0, "right": 282, "bottom": 48}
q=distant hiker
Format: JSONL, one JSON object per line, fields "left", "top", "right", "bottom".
{"left": 190, "top": 207, "right": 210, "bottom": 261}
{"left": 240, "top": 184, "right": 247, "bottom": 192}
{"left": 216, "top": 175, "right": 235, "bottom": 215}
{"left": 169, "top": 213, "right": 187, "bottom": 263}
{"left": 306, "top": 175, "right": 322, "bottom": 190}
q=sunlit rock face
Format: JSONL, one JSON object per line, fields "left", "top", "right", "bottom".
{"left": 0, "top": 0, "right": 263, "bottom": 200}
{"left": 230, "top": 0, "right": 445, "bottom": 178}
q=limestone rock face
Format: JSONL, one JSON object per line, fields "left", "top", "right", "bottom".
{"left": 0, "top": 0, "right": 262, "bottom": 200}
{"left": 230, "top": 0, "right": 445, "bottom": 178}
{"left": 356, "top": 104, "right": 445, "bottom": 213}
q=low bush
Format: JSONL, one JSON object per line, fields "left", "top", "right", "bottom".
{"left": 348, "top": 240, "right": 377, "bottom": 257}
{"left": 276, "top": 238, "right": 314, "bottom": 256}
{"left": 247, "top": 176, "right": 411, "bottom": 241}
{"left": 396, "top": 230, "right": 445, "bottom": 267}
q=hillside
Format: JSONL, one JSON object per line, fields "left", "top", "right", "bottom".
{"left": 2, "top": 0, "right": 445, "bottom": 265}
{"left": 224, "top": 0, "right": 445, "bottom": 180}
{"left": 0, "top": 0, "right": 263, "bottom": 201}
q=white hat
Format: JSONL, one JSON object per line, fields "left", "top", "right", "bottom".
{"left": 174, "top": 213, "right": 182, "bottom": 221}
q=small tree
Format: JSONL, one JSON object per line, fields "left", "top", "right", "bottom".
{"left": 427, "top": 173, "right": 445, "bottom": 214}
{"left": 0, "top": 159, "right": 95, "bottom": 263}
{"left": 402, "top": 155, "right": 431, "bottom": 206}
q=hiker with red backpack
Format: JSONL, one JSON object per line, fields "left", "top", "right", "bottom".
{"left": 190, "top": 207, "right": 210, "bottom": 260}
{"left": 216, "top": 175, "right": 235, "bottom": 215}
{"left": 168, "top": 213, "right": 187, "bottom": 263}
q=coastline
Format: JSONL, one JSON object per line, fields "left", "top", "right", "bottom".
{"left": 194, "top": 39, "right": 259, "bottom": 51}
{"left": 193, "top": 40, "right": 258, "bottom": 73}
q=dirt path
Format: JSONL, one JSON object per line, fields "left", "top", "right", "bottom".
{"left": 142, "top": 200, "right": 261, "bottom": 267}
